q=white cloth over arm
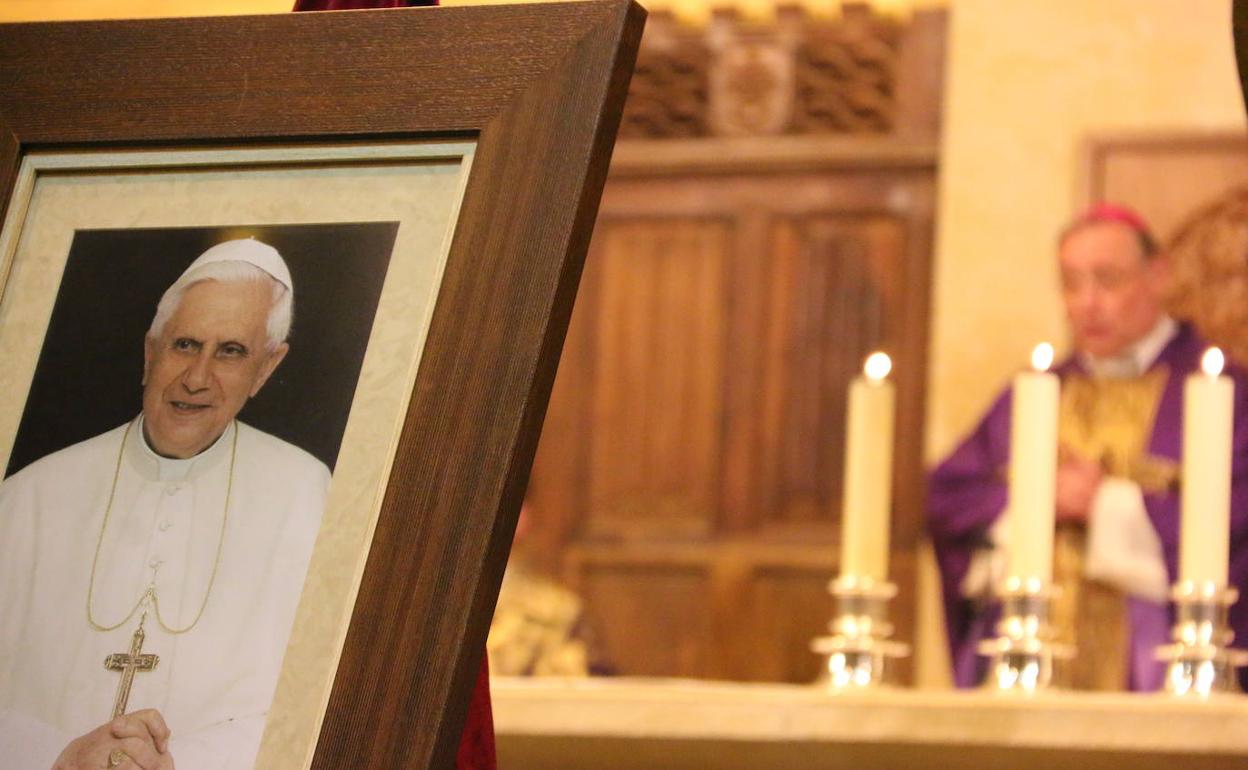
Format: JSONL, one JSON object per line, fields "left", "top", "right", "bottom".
{"left": 1085, "top": 477, "right": 1169, "bottom": 602}
{"left": 958, "top": 481, "right": 1169, "bottom": 602}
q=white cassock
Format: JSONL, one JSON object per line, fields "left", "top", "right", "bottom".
{"left": 0, "top": 418, "right": 329, "bottom": 770}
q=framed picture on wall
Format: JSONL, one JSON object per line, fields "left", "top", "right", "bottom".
{"left": 0, "top": 5, "right": 644, "bottom": 769}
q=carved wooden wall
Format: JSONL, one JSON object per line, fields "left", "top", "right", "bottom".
{"left": 516, "top": 4, "right": 945, "bottom": 684}
{"left": 620, "top": 3, "right": 943, "bottom": 142}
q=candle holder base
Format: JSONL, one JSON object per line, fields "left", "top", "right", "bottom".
{"left": 811, "top": 576, "right": 910, "bottom": 690}
{"left": 979, "top": 577, "right": 1072, "bottom": 693}
{"left": 979, "top": 636, "right": 1074, "bottom": 693}
{"left": 1157, "top": 582, "right": 1248, "bottom": 697}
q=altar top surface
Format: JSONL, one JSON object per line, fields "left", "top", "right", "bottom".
{"left": 492, "top": 677, "right": 1248, "bottom": 770}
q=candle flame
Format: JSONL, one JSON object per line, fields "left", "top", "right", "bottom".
{"left": 1202, "top": 347, "right": 1225, "bottom": 377}
{"left": 1031, "top": 343, "right": 1054, "bottom": 372}
{"left": 864, "top": 351, "right": 892, "bottom": 381}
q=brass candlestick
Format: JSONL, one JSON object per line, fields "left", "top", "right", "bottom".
{"left": 811, "top": 575, "right": 909, "bottom": 689}
{"left": 1157, "top": 581, "right": 1248, "bottom": 697}
{"left": 979, "top": 576, "right": 1072, "bottom": 692}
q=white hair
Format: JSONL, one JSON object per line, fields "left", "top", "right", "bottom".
{"left": 147, "top": 260, "right": 292, "bottom": 351}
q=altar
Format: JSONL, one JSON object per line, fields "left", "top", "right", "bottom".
{"left": 492, "top": 677, "right": 1248, "bottom": 770}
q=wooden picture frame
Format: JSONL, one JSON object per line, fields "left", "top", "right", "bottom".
{"left": 0, "top": 4, "right": 644, "bottom": 768}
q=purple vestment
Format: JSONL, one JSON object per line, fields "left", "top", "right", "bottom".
{"left": 927, "top": 324, "right": 1248, "bottom": 689}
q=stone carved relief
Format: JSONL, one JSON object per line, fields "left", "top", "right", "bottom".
{"left": 708, "top": 41, "right": 795, "bottom": 136}
{"left": 1166, "top": 187, "right": 1248, "bottom": 365}
{"left": 618, "top": 3, "right": 907, "bottom": 140}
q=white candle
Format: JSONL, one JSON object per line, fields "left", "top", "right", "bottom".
{"left": 1007, "top": 343, "right": 1059, "bottom": 583}
{"left": 1180, "top": 347, "right": 1234, "bottom": 587}
{"left": 840, "top": 351, "right": 896, "bottom": 582}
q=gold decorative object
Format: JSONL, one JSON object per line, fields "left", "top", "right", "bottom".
{"left": 1166, "top": 188, "right": 1248, "bottom": 365}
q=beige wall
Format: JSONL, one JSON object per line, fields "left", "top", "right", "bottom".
{"left": 928, "top": 0, "right": 1246, "bottom": 460}
{"left": 5, "top": 0, "right": 1246, "bottom": 496}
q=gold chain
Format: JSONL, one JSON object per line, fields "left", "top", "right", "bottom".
{"left": 86, "top": 419, "right": 236, "bottom": 635}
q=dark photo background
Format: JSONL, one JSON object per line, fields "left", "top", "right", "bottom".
{"left": 5, "top": 222, "right": 398, "bottom": 477}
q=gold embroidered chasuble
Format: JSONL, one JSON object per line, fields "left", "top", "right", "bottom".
{"left": 1054, "top": 368, "right": 1177, "bottom": 689}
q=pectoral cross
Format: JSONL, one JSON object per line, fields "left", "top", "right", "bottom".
{"left": 105, "top": 613, "right": 159, "bottom": 718}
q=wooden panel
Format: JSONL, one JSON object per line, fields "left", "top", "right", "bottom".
{"left": 713, "top": 549, "right": 917, "bottom": 685}
{"left": 534, "top": 541, "right": 917, "bottom": 684}
{"left": 737, "top": 565, "right": 835, "bottom": 683}
{"left": 749, "top": 213, "right": 906, "bottom": 534}
{"left": 520, "top": 166, "right": 934, "bottom": 684}
{"left": 586, "top": 218, "right": 729, "bottom": 538}
{"left": 576, "top": 559, "right": 713, "bottom": 677}
{"left": 523, "top": 237, "right": 601, "bottom": 570}
{"left": 1083, "top": 134, "right": 1248, "bottom": 241}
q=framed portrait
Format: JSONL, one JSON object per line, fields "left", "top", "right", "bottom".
{"left": 0, "top": 4, "right": 644, "bottom": 770}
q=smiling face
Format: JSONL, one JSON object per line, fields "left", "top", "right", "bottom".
{"left": 142, "top": 279, "right": 288, "bottom": 458}
{"left": 1058, "top": 221, "right": 1168, "bottom": 359}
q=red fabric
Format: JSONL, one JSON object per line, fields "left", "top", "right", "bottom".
{"left": 291, "top": 6, "right": 488, "bottom": 767}
{"left": 456, "top": 657, "right": 498, "bottom": 770}
{"left": 293, "top": 0, "right": 433, "bottom": 9}
{"left": 1075, "top": 202, "right": 1154, "bottom": 240}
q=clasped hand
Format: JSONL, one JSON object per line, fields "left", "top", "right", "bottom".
{"left": 51, "top": 709, "right": 174, "bottom": 770}
{"left": 1055, "top": 448, "right": 1104, "bottom": 524}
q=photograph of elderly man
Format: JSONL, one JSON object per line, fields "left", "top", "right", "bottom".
{"left": 0, "top": 224, "right": 395, "bottom": 770}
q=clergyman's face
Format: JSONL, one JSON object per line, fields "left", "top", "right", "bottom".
{"left": 1058, "top": 221, "right": 1168, "bottom": 359}
{"left": 142, "top": 279, "right": 289, "bottom": 459}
